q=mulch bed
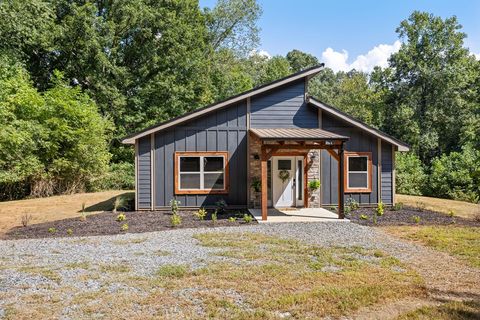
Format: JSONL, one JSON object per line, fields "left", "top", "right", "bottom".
{"left": 348, "top": 206, "right": 480, "bottom": 227}
{"left": 5, "top": 209, "right": 255, "bottom": 240}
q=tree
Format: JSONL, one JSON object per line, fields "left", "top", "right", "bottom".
{"left": 286, "top": 49, "right": 319, "bottom": 72}
{"left": 386, "top": 11, "right": 479, "bottom": 163}
{"left": 395, "top": 152, "right": 427, "bottom": 195}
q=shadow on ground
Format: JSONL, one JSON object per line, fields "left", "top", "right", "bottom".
{"left": 82, "top": 192, "right": 134, "bottom": 212}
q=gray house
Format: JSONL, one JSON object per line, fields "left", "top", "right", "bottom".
{"left": 122, "top": 66, "right": 409, "bottom": 220}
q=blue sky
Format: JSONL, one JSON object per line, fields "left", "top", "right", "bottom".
{"left": 200, "top": 0, "right": 480, "bottom": 71}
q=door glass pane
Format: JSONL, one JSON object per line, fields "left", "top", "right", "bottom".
{"left": 204, "top": 156, "right": 224, "bottom": 172}
{"left": 278, "top": 159, "right": 291, "bottom": 170}
{"left": 348, "top": 172, "right": 368, "bottom": 188}
{"left": 204, "top": 173, "right": 224, "bottom": 189}
{"left": 297, "top": 160, "right": 302, "bottom": 200}
{"left": 348, "top": 156, "right": 367, "bottom": 171}
{"left": 179, "top": 173, "right": 200, "bottom": 189}
{"left": 180, "top": 157, "right": 200, "bottom": 172}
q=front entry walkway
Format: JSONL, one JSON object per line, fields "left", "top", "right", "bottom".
{"left": 249, "top": 208, "right": 349, "bottom": 223}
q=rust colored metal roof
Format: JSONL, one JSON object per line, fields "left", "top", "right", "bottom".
{"left": 250, "top": 128, "right": 349, "bottom": 141}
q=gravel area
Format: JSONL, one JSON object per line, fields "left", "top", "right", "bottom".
{"left": 1, "top": 221, "right": 478, "bottom": 317}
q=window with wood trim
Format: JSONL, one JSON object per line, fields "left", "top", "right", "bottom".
{"left": 344, "top": 152, "right": 372, "bottom": 193}
{"left": 175, "top": 152, "right": 229, "bottom": 194}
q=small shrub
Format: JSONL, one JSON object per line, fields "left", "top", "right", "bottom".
{"left": 215, "top": 199, "right": 228, "bottom": 214}
{"left": 170, "top": 199, "right": 180, "bottom": 215}
{"left": 211, "top": 211, "right": 218, "bottom": 224}
{"left": 228, "top": 217, "right": 236, "bottom": 223}
{"left": 376, "top": 201, "right": 385, "bottom": 216}
{"left": 195, "top": 208, "right": 207, "bottom": 220}
{"left": 80, "top": 202, "right": 87, "bottom": 221}
{"left": 412, "top": 215, "right": 421, "bottom": 224}
{"left": 308, "top": 179, "right": 320, "bottom": 191}
{"left": 21, "top": 213, "right": 33, "bottom": 227}
{"left": 171, "top": 214, "right": 181, "bottom": 227}
{"left": 243, "top": 214, "right": 253, "bottom": 223}
{"left": 447, "top": 209, "right": 455, "bottom": 217}
{"left": 392, "top": 202, "right": 404, "bottom": 211}
{"left": 87, "top": 162, "right": 135, "bottom": 191}
{"left": 116, "top": 213, "right": 126, "bottom": 222}
{"left": 372, "top": 214, "right": 378, "bottom": 225}
{"left": 48, "top": 227, "right": 57, "bottom": 234}
{"left": 113, "top": 196, "right": 126, "bottom": 213}
{"left": 66, "top": 228, "right": 73, "bottom": 235}
{"left": 415, "top": 202, "right": 426, "bottom": 212}
{"left": 344, "top": 205, "right": 352, "bottom": 216}
{"left": 345, "top": 198, "right": 359, "bottom": 211}
{"left": 359, "top": 214, "right": 368, "bottom": 220}
{"left": 120, "top": 223, "right": 129, "bottom": 231}
{"left": 251, "top": 177, "right": 261, "bottom": 193}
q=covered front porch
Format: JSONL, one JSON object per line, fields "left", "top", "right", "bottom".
{"left": 249, "top": 128, "right": 349, "bottom": 221}
{"left": 249, "top": 207, "right": 349, "bottom": 223}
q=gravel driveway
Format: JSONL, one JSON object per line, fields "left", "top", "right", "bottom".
{"left": 1, "top": 222, "right": 478, "bottom": 318}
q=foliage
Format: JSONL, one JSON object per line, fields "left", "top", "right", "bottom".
{"left": 415, "top": 202, "right": 426, "bottom": 212}
{"left": 195, "top": 208, "right": 207, "bottom": 220}
{"left": 286, "top": 49, "right": 319, "bottom": 72}
{"left": 48, "top": 227, "right": 56, "bottom": 234}
{"left": 359, "top": 214, "right": 368, "bottom": 220}
{"left": 215, "top": 199, "right": 228, "bottom": 214}
{"left": 116, "top": 213, "right": 126, "bottom": 222}
{"left": 170, "top": 214, "right": 182, "bottom": 227}
{"left": 66, "top": 228, "right": 73, "bottom": 235}
{"left": 376, "top": 201, "right": 385, "bottom": 216}
{"left": 392, "top": 202, "right": 404, "bottom": 211}
{"left": 345, "top": 198, "right": 359, "bottom": 211}
{"left": 243, "top": 214, "right": 253, "bottom": 223}
{"left": 395, "top": 152, "right": 427, "bottom": 195}
{"left": 113, "top": 196, "right": 126, "bottom": 213}
{"left": 211, "top": 211, "right": 218, "bottom": 224}
{"left": 228, "top": 216, "right": 236, "bottom": 223}
{"left": 447, "top": 210, "right": 455, "bottom": 217}
{"left": 412, "top": 215, "right": 421, "bottom": 224}
{"left": 251, "top": 177, "right": 261, "bottom": 192}
{"left": 308, "top": 179, "right": 321, "bottom": 191}
{"left": 170, "top": 199, "right": 180, "bottom": 215}
{"left": 121, "top": 223, "right": 129, "bottom": 231}
{"left": 88, "top": 162, "right": 134, "bottom": 192}
{"left": 427, "top": 145, "right": 480, "bottom": 203}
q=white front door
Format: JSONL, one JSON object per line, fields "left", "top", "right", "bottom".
{"left": 273, "top": 157, "right": 296, "bottom": 207}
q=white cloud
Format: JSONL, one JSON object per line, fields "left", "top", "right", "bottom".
{"left": 474, "top": 52, "right": 480, "bottom": 60}
{"left": 322, "top": 40, "right": 401, "bottom": 72}
{"left": 249, "top": 49, "right": 271, "bottom": 59}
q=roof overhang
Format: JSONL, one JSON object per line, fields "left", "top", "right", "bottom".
{"left": 308, "top": 97, "right": 410, "bottom": 151}
{"left": 250, "top": 128, "right": 349, "bottom": 142}
{"left": 121, "top": 65, "right": 325, "bottom": 144}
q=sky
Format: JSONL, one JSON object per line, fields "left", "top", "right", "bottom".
{"left": 200, "top": 0, "right": 480, "bottom": 72}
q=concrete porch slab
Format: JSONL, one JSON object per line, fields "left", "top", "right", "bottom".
{"left": 249, "top": 208, "right": 349, "bottom": 223}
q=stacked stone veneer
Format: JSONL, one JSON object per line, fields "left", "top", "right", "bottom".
{"left": 248, "top": 132, "right": 321, "bottom": 208}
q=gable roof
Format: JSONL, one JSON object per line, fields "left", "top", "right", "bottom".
{"left": 121, "top": 65, "right": 325, "bottom": 144}
{"left": 308, "top": 97, "right": 410, "bottom": 151}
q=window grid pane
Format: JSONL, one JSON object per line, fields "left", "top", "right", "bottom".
{"left": 178, "top": 155, "right": 226, "bottom": 190}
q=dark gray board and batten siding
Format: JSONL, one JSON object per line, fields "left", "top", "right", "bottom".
{"left": 250, "top": 80, "right": 317, "bottom": 128}
{"left": 152, "top": 102, "right": 248, "bottom": 208}
{"left": 320, "top": 112, "right": 394, "bottom": 206}
{"left": 137, "top": 136, "right": 152, "bottom": 209}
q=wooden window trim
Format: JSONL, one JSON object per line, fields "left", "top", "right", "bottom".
{"left": 343, "top": 152, "right": 372, "bottom": 193}
{"left": 174, "top": 151, "right": 229, "bottom": 195}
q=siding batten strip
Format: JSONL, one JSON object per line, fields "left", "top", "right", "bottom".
{"left": 246, "top": 97, "right": 251, "bottom": 207}
{"left": 377, "top": 138, "right": 381, "bottom": 204}
{"left": 392, "top": 145, "right": 396, "bottom": 205}
{"left": 135, "top": 140, "right": 139, "bottom": 211}
{"left": 151, "top": 134, "right": 155, "bottom": 210}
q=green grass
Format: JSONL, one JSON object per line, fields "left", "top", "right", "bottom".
{"left": 386, "top": 226, "right": 480, "bottom": 268}
{"left": 396, "top": 300, "right": 480, "bottom": 319}
{"left": 156, "top": 264, "right": 188, "bottom": 278}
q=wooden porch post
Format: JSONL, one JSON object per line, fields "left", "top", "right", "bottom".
{"left": 261, "top": 147, "right": 268, "bottom": 221}
{"left": 338, "top": 142, "right": 345, "bottom": 219}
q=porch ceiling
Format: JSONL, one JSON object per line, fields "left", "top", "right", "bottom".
{"left": 250, "top": 128, "right": 349, "bottom": 142}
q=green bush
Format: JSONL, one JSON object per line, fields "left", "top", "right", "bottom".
{"left": 194, "top": 208, "right": 207, "bottom": 220}
{"left": 170, "top": 199, "right": 180, "bottom": 215}
{"left": 376, "top": 201, "right": 385, "bottom": 216}
{"left": 171, "top": 214, "right": 181, "bottom": 227}
{"left": 211, "top": 211, "right": 218, "bottom": 224}
{"left": 392, "top": 202, "right": 404, "bottom": 211}
{"left": 121, "top": 223, "right": 129, "bottom": 231}
{"left": 88, "top": 162, "right": 134, "bottom": 192}
{"left": 395, "top": 152, "right": 427, "bottom": 195}
{"left": 427, "top": 145, "right": 480, "bottom": 203}
{"left": 308, "top": 179, "right": 321, "bottom": 191}
{"left": 116, "top": 213, "right": 126, "bottom": 222}
{"left": 243, "top": 214, "right": 253, "bottom": 223}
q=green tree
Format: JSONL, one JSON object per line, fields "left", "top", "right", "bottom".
{"left": 286, "top": 49, "right": 319, "bottom": 72}
{"left": 395, "top": 152, "right": 427, "bottom": 195}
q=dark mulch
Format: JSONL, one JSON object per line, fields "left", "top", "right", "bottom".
{"left": 5, "top": 209, "right": 255, "bottom": 240}
{"left": 348, "top": 206, "right": 480, "bottom": 227}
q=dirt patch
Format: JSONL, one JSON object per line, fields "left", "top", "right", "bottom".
{"left": 348, "top": 206, "right": 480, "bottom": 227}
{"left": 4, "top": 209, "right": 255, "bottom": 240}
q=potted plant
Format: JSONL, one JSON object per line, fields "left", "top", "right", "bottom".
{"left": 308, "top": 179, "right": 320, "bottom": 191}
{"left": 251, "top": 177, "right": 261, "bottom": 208}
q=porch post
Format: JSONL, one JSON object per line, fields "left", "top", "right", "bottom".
{"left": 261, "top": 147, "right": 268, "bottom": 221}
{"left": 338, "top": 142, "right": 345, "bottom": 219}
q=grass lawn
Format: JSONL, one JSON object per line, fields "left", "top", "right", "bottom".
{"left": 396, "top": 300, "right": 480, "bottom": 319}
{"left": 397, "top": 194, "right": 480, "bottom": 220}
{"left": 384, "top": 226, "right": 480, "bottom": 268}
{"left": 0, "top": 190, "right": 133, "bottom": 236}
{"left": 1, "top": 232, "right": 426, "bottom": 319}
